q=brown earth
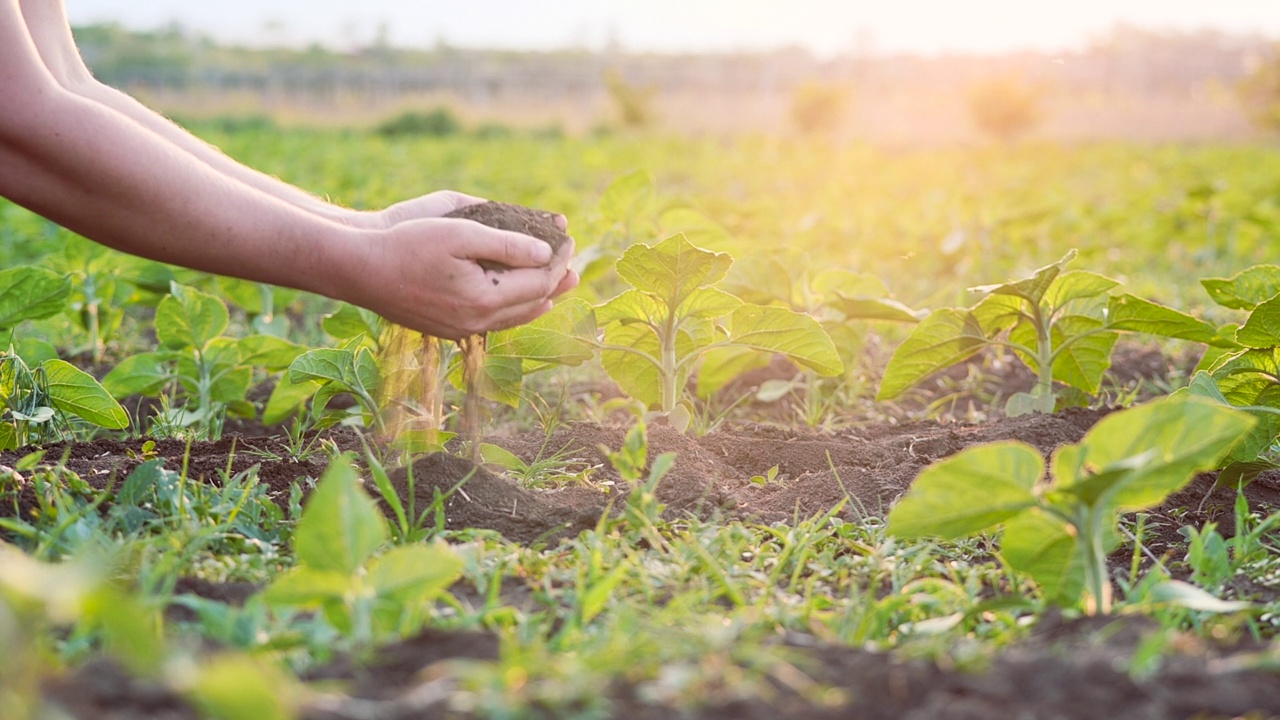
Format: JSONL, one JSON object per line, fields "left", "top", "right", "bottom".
{"left": 444, "top": 201, "right": 571, "bottom": 271}
{"left": 8, "top": 345, "right": 1280, "bottom": 720}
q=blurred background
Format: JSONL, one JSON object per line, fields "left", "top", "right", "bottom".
{"left": 65, "top": 0, "right": 1280, "bottom": 144}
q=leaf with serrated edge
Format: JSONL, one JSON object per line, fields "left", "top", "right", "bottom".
{"left": 615, "top": 235, "right": 733, "bottom": 310}
{"left": 727, "top": 304, "right": 843, "bottom": 376}
{"left": 1235, "top": 295, "right": 1280, "bottom": 349}
{"left": 1201, "top": 265, "right": 1280, "bottom": 311}
{"left": 888, "top": 441, "right": 1042, "bottom": 539}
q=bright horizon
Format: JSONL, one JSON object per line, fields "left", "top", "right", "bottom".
{"left": 65, "top": 0, "right": 1280, "bottom": 57}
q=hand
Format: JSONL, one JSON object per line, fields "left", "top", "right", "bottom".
{"left": 344, "top": 217, "right": 577, "bottom": 339}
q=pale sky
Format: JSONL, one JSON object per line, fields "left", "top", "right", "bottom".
{"left": 65, "top": 1, "right": 1280, "bottom": 56}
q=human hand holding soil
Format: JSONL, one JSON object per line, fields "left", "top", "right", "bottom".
{"left": 340, "top": 205, "right": 577, "bottom": 340}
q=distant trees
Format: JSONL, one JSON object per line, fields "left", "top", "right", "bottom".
{"left": 967, "top": 76, "right": 1043, "bottom": 143}
{"left": 605, "top": 69, "right": 656, "bottom": 129}
{"left": 1238, "top": 45, "right": 1280, "bottom": 133}
{"left": 790, "top": 81, "right": 850, "bottom": 136}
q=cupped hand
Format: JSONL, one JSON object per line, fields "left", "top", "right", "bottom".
{"left": 348, "top": 217, "right": 577, "bottom": 339}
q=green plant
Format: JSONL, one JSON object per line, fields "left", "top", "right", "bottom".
{"left": 0, "top": 349, "right": 128, "bottom": 449}
{"left": 262, "top": 454, "right": 462, "bottom": 647}
{"left": 103, "top": 282, "right": 305, "bottom": 439}
{"left": 887, "top": 396, "right": 1254, "bottom": 614}
{"left": 1238, "top": 44, "right": 1280, "bottom": 134}
{"left": 374, "top": 107, "right": 462, "bottom": 137}
{"left": 878, "top": 250, "right": 1224, "bottom": 416}
{"left": 545, "top": 234, "right": 843, "bottom": 429}
{"left": 604, "top": 69, "right": 655, "bottom": 129}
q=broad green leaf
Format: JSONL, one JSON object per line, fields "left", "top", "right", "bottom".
{"left": 215, "top": 277, "right": 269, "bottom": 315}
{"left": 263, "top": 378, "right": 321, "bottom": 425}
{"left": 970, "top": 293, "right": 1025, "bottom": 336}
{"left": 600, "top": 169, "right": 654, "bottom": 225}
{"left": 877, "top": 309, "right": 986, "bottom": 400}
{"left": 1107, "top": 294, "right": 1220, "bottom": 344}
{"left": 238, "top": 335, "right": 307, "bottom": 371}
{"left": 1208, "top": 348, "right": 1280, "bottom": 406}
{"left": 1201, "top": 265, "right": 1280, "bottom": 311}
{"left": 490, "top": 297, "right": 596, "bottom": 366}
{"left": 1000, "top": 508, "right": 1084, "bottom": 603}
{"left": 1235, "top": 294, "right": 1280, "bottom": 349}
{"left": 322, "top": 303, "right": 383, "bottom": 342}
{"left": 1043, "top": 270, "right": 1119, "bottom": 312}
{"left": 176, "top": 338, "right": 251, "bottom": 404}
{"left": 42, "top": 359, "right": 128, "bottom": 429}
{"left": 102, "top": 352, "right": 173, "bottom": 398}
{"left": 615, "top": 235, "right": 733, "bottom": 310}
{"left": 696, "top": 346, "right": 772, "bottom": 399}
{"left": 0, "top": 266, "right": 71, "bottom": 329}
{"left": 601, "top": 322, "right": 665, "bottom": 408}
{"left": 724, "top": 255, "right": 796, "bottom": 307}
{"left": 597, "top": 289, "right": 664, "bottom": 326}
{"left": 289, "top": 347, "right": 380, "bottom": 401}
{"left": 85, "top": 587, "right": 165, "bottom": 676}
{"left": 262, "top": 566, "right": 350, "bottom": 606}
{"left": 969, "top": 250, "right": 1076, "bottom": 306}
{"left": 1074, "top": 397, "right": 1255, "bottom": 510}
{"left": 156, "top": 283, "right": 229, "bottom": 351}
{"left": 678, "top": 287, "right": 743, "bottom": 320}
{"left": 189, "top": 655, "right": 295, "bottom": 720}
{"left": 728, "top": 304, "right": 843, "bottom": 376}
{"left": 1051, "top": 316, "right": 1118, "bottom": 395}
{"left": 293, "top": 454, "right": 387, "bottom": 575}
{"left": 888, "top": 441, "right": 1042, "bottom": 539}
{"left": 367, "top": 545, "right": 463, "bottom": 603}
{"left": 1005, "top": 389, "right": 1056, "bottom": 417}
{"left": 831, "top": 294, "right": 925, "bottom": 323}
{"left": 1177, "top": 372, "right": 1280, "bottom": 463}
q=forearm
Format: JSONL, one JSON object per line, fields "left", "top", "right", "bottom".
{"left": 69, "top": 79, "right": 381, "bottom": 228}
{"left": 0, "top": 82, "right": 369, "bottom": 301}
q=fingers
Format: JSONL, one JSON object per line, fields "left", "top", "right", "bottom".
{"left": 461, "top": 224, "right": 555, "bottom": 268}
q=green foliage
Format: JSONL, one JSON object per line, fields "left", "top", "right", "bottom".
{"left": 0, "top": 266, "right": 70, "bottom": 331}
{"left": 544, "top": 234, "right": 843, "bottom": 426}
{"left": 103, "top": 282, "right": 305, "bottom": 438}
{"left": 888, "top": 396, "right": 1254, "bottom": 614}
{"left": 374, "top": 107, "right": 462, "bottom": 137}
{"left": 0, "top": 349, "right": 127, "bottom": 449}
{"left": 879, "top": 250, "right": 1220, "bottom": 415}
{"left": 263, "top": 455, "right": 462, "bottom": 645}
{"left": 286, "top": 339, "right": 384, "bottom": 432}
{"left": 1238, "top": 45, "right": 1280, "bottom": 133}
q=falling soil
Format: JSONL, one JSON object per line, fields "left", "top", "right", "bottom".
{"left": 8, "top": 347, "right": 1280, "bottom": 720}
{"left": 442, "top": 201, "right": 572, "bottom": 457}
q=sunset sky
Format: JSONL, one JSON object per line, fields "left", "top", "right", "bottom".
{"left": 67, "top": 0, "right": 1280, "bottom": 56}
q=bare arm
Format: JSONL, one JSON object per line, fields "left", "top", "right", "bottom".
{"left": 0, "top": 0, "right": 572, "bottom": 338}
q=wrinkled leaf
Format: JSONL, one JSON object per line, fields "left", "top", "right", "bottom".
{"left": 156, "top": 283, "right": 229, "bottom": 351}
{"left": 1201, "top": 265, "right": 1280, "bottom": 311}
{"left": 1107, "top": 294, "right": 1220, "bottom": 345}
{"left": 1235, "top": 294, "right": 1280, "bottom": 349}
{"left": 727, "top": 304, "right": 843, "bottom": 377}
{"left": 0, "top": 266, "right": 71, "bottom": 329}
{"left": 615, "top": 234, "right": 733, "bottom": 310}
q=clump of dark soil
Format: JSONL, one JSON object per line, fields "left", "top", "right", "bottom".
{"left": 444, "top": 201, "right": 571, "bottom": 271}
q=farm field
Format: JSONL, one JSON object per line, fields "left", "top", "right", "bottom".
{"left": 3, "top": 130, "right": 1280, "bottom": 719}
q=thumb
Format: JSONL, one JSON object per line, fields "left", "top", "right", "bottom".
{"left": 463, "top": 226, "right": 554, "bottom": 269}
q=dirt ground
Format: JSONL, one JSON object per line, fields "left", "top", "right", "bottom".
{"left": 8, "top": 346, "right": 1280, "bottom": 719}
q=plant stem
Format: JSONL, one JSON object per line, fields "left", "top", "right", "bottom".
{"left": 1080, "top": 506, "right": 1112, "bottom": 615}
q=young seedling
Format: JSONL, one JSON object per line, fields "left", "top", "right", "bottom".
{"left": 878, "top": 250, "right": 1225, "bottom": 416}
{"left": 536, "top": 234, "right": 843, "bottom": 430}
{"left": 105, "top": 282, "right": 306, "bottom": 439}
{"left": 887, "top": 396, "right": 1253, "bottom": 614}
